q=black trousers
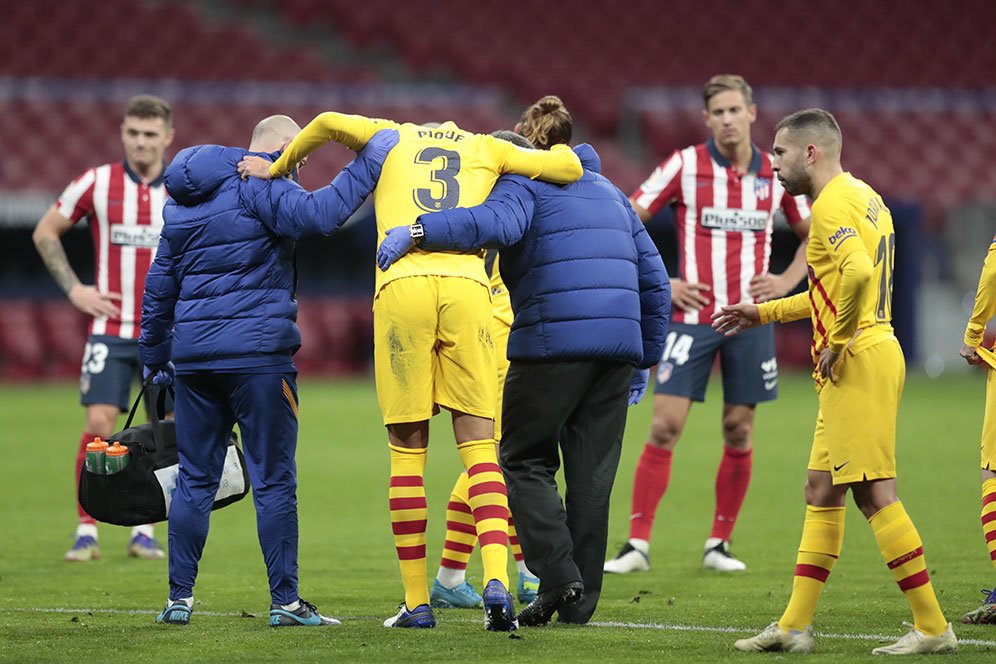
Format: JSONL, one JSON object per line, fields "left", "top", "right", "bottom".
{"left": 500, "top": 358, "right": 632, "bottom": 624}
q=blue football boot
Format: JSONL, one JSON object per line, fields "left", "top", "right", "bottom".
{"left": 270, "top": 598, "right": 341, "bottom": 626}
{"left": 430, "top": 579, "right": 483, "bottom": 608}
{"left": 482, "top": 579, "right": 517, "bottom": 631}
{"left": 383, "top": 603, "right": 436, "bottom": 628}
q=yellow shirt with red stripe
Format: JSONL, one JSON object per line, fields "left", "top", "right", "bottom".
{"left": 965, "top": 234, "right": 996, "bottom": 348}
{"left": 759, "top": 172, "right": 896, "bottom": 380}
{"left": 269, "top": 112, "right": 583, "bottom": 294}
{"left": 490, "top": 254, "right": 513, "bottom": 326}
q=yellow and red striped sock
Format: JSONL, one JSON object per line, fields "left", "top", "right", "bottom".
{"left": 982, "top": 478, "right": 996, "bottom": 570}
{"left": 389, "top": 444, "right": 429, "bottom": 609}
{"left": 438, "top": 472, "right": 477, "bottom": 581}
{"left": 778, "top": 506, "right": 844, "bottom": 632}
{"left": 508, "top": 514, "right": 524, "bottom": 564}
{"left": 869, "top": 501, "right": 948, "bottom": 636}
{"left": 457, "top": 439, "right": 509, "bottom": 589}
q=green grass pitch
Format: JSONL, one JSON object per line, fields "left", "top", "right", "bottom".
{"left": 1, "top": 371, "right": 995, "bottom": 662}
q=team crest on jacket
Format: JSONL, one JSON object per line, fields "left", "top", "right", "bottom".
{"left": 754, "top": 177, "right": 771, "bottom": 201}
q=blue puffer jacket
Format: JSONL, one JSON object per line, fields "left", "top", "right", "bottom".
{"left": 140, "top": 132, "right": 396, "bottom": 372}
{"left": 418, "top": 144, "right": 670, "bottom": 369}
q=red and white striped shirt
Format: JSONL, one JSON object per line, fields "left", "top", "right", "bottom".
{"left": 633, "top": 138, "right": 810, "bottom": 325}
{"left": 56, "top": 161, "right": 167, "bottom": 339}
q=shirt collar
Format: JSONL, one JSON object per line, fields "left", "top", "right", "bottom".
{"left": 706, "top": 137, "right": 762, "bottom": 175}
{"left": 123, "top": 159, "right": 166, "bottom": 187}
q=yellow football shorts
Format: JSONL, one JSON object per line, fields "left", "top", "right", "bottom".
{"left": 493, "top": 317, "right": 510, "bottom": 441}
{"left": 373, "top": 275, "right": 497, "bottom": 425}
{"left": 809, "top": 337, "right": 905, "bottom": 485}
{"left": 981, "top": 367, "right": 996, "bottom": 471}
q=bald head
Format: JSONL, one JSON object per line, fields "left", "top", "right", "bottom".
{"left": 249, "top": 115, "right": 301, "bottom": 153}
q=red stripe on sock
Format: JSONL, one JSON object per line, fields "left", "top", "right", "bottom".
{"left": 439, "top": 557, "right": 469, "bottom": 570}
{"left": 468, "top": 481, "right": 507, "bottom": 499}
{"left": 982, "top": 511, "right": 996, "bottom": 525}
{"left": 509, "top": 535, "right": 519, "bottom": 546}
{"left": 447, "top": 500, "right": 472, "bottom": 514}
{"left": 479, "top": 530, "right": 509, "bottom": 547}
{"left": 898, "top": 569, "right": 930, "bottom": 591}
{"left": 887, "top": 546, "right": 924, "bottom": 569}
{"left": 445, "top": 520, "right": 477, "bottom": 536}
{"left": 443, "top": 539, "right": 474, "bottom": 554}
{"left": 396, "top": 544, "right": 426, "bottom": 560}
{"left": 389, "top": 497, "right": 427, "bottom": 511}
{"left": 795, "top": 564, "right": 831, "bottom": 582}
{"left": 472, "top": 505, "right": 509, "bottom": 522}
{"left": 984, "top": 492, "right": 996, "bottom": 507}
{"left": 513, "top": 550, "right": 524, "bottom": 562}
{"left": 390, "top": 475, "right": 424, "bottom": 487}
{"left": 986, "top": 530, "right": 996, "bottom": 543}
{"left": 468, "top": 462, "right": 502, "bottom": 477}
{"left": 392, "top": 519, "right": 427, "bottom": 535}
{"left": 990, "top": 549, "right": 996, "bottom": 561}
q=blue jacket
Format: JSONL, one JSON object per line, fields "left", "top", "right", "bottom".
{"left": 419, "top": 144, "right": 670, "bottom": 369}
{"left": 140, "top": 137, "right": 392, "bottom": 372}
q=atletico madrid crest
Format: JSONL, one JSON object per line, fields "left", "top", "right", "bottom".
{"left": 657, "top": 361, "right": 674, "bottom": 384}
{"left": 754, "top": 177, "right": 771, "bottom": 201}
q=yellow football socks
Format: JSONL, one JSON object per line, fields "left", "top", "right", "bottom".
{"left": 983, "top": 478, "right": 996, "bottom": 570}
{"left": 439, "top": 472, "right": 477, "bottom": 576}
{"left": 779, "top": 506, "right": 845, "bottom": 632}
{"left": 388, "top": 444, "right": 429, "bottom": 609}
{"left": 457, "top": 439, "right": 509, "bottom": 589}
{"left": 869, "top": 501, "right": 948, "bottom": 636}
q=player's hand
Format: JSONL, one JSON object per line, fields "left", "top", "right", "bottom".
{"left": 377, "top": 226, "right": 414, "bottom": 271}
{"left": 671, "top": 279, "right": 711, "bottom": 312}
{"left": 748, "top": 272, "right": 792, "bottom": 303}
{"left": 628, "top": 368, "right": 650, "bottom": 406}
{"left": 711, "top": 303, "right": 760, "bottom": 336}
{"left": 142, "top": 361, "right": 175, "bottom": 389}
{"left": 960, "top": 342, "right": 985, "bottom": 366}
{"left": 237, "top": 155, "right": 273, "bottom": 180}
{"left": 359, "top": 129, "right": 400, "bottom": 163}
{"left": 817, "top": 347, "right": 841, "bottom": 384}
{"left": 69, "top": 284, "right": 121, "bottom": 318}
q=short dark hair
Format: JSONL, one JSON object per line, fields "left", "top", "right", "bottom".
{"left": 518, "top": 96, "right": 572, "bottom": 150}
{"left": 703, "top": 74, "right": 753, "bottom": 108}
{"left": 491, "top": 130, "right": 534, "bottom": 150}
{"left": 124, "top": 94, "right": 173, "bottom": 128}
{"left": 774, "top": 108, "right": 842, "bottom": 154}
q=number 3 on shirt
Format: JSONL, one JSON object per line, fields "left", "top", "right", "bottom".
{"left": 413, "top": 147, "right": 461, "bottom": 212}
{"left": 874, "top": 232, "right": 896, "bottom": 322}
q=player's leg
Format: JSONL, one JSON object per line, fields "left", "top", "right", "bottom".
{"left": 375, "top": 277, "right": 438, "bottom": 628}
{"left": 158, "top": 371, "right": 233, "bottom": 625}
{"left": 429, "top": 471, "right": 483, "bottom": 609}
{"left": 734, "top": 413, "right": 843, "bottom": 653}
{"left": 964, "top": 367, "right": 996, "bottom": 624}
{"left": 436, "top": 277, "right": 512, "bottom": 630}
{"left": 556, "top": 361, "right": 632, "bottom": 625}
{"left": 605, "top": 323, "right": 717, "bottom": 573}
{"left": 68, "top": 336, "right": 132, "bottom": 561}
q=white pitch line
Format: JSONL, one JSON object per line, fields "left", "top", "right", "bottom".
{"left": 10, "top": 608, "right": 996, "bottom": 648}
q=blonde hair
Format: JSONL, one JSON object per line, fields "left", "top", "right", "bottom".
{"left": 703, "top": 74, "right": 753, "bottom": 109}
{"left": 518, "top": 96, "right": 572, "bottom": 150}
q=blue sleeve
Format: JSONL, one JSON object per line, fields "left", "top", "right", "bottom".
{"left": 628, "top": 195, "right": 671, "bottom": 369}
{"left": 243, "top": 150, "right": 383, "bottom": 240}
{"left": 418, "top": 176, "right": 535, "bottom": 251}
{"left": 139, "top": 235, "right": 179, "bottom": 369}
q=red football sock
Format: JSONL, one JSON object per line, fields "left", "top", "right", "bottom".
{"left": 711, "top": 445, "right": 752, "bottom": 541}
{"left": 76, "top": 431, "right": 97, "bottom": 525}
{"left": 628, "top": 443, "right": 673, "bottom": 542}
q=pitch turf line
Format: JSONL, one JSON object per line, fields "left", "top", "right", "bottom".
{"left": 10, "top": 607, "right": 996, "bottom": 648}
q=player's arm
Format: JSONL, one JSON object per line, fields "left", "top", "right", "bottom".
{"left": 628, "top": 194, "right": 671, "bottom": 369}
{"left": 630, "top": 150, "right": 682, "bottom": 224}
{"left": 139, "top": 236, "right": 179, "bottom": 371}
{"left": 260, "top": 112, "right": 395, "bottom": 178}
{"left": 963, "top": 237, "right": 996, "bottom": 358}
{"left": 816, "top": 198, "right": 874, "bottom": 353}
{"left": 492, "top": 138, "right": 582, "bottom": 184}
{"left": 247, "top": 129, "right": 399, "bottom": 239}
{"left": 32, "top": 204, "right": 121, "bottom": 318}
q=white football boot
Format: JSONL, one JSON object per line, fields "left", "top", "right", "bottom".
{"left": 603, "top": 541, "right": 650, "bottom": 573}
{"left": 702, "top": 538, "right": 746, "bottom": 572}
{"left": 871, "top": 622, "right": 956, "bottom": 655}
{"left": 734, "top": 622, "right": 815, "bottom": 653}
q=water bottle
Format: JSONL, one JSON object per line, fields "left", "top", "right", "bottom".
{"left": 85, "top": 438, "right": 108, "bottom": 475}
{"left": 104, "top": 441, "right": 130, "bottom": 474}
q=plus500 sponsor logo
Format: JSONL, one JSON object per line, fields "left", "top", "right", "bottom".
{"left": 827, "top": 226, "right": 857, "bottom": 246}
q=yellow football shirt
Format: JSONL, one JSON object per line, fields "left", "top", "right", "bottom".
{"left": 759, "top": 172, "right": 896, "bottom": 367}
{"left": 489, "top": 254, "right": 513, "bottom": 327}
{"left": 965, "top": 235, "right": 996, "bottom": 348}
{"left": 269, "top": 112, "right": 583, "bottom": 293}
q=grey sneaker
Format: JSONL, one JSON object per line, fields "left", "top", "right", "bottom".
{"left": 871, "top": 622, "right": 956, "bottom": 655}
{"left": 734, "top": 622, "right": 815, "bottom": 653}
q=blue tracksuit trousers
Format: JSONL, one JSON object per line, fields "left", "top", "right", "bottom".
{"left": 168, "top": 370, "right": 300, "bottom": 605}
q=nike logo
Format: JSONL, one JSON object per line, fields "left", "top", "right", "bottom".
{"left": 764, "top": 380, "right": 777, "bottom": 390}
{"left": 833, "top": 461, "right": 849, "bottom": 472}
